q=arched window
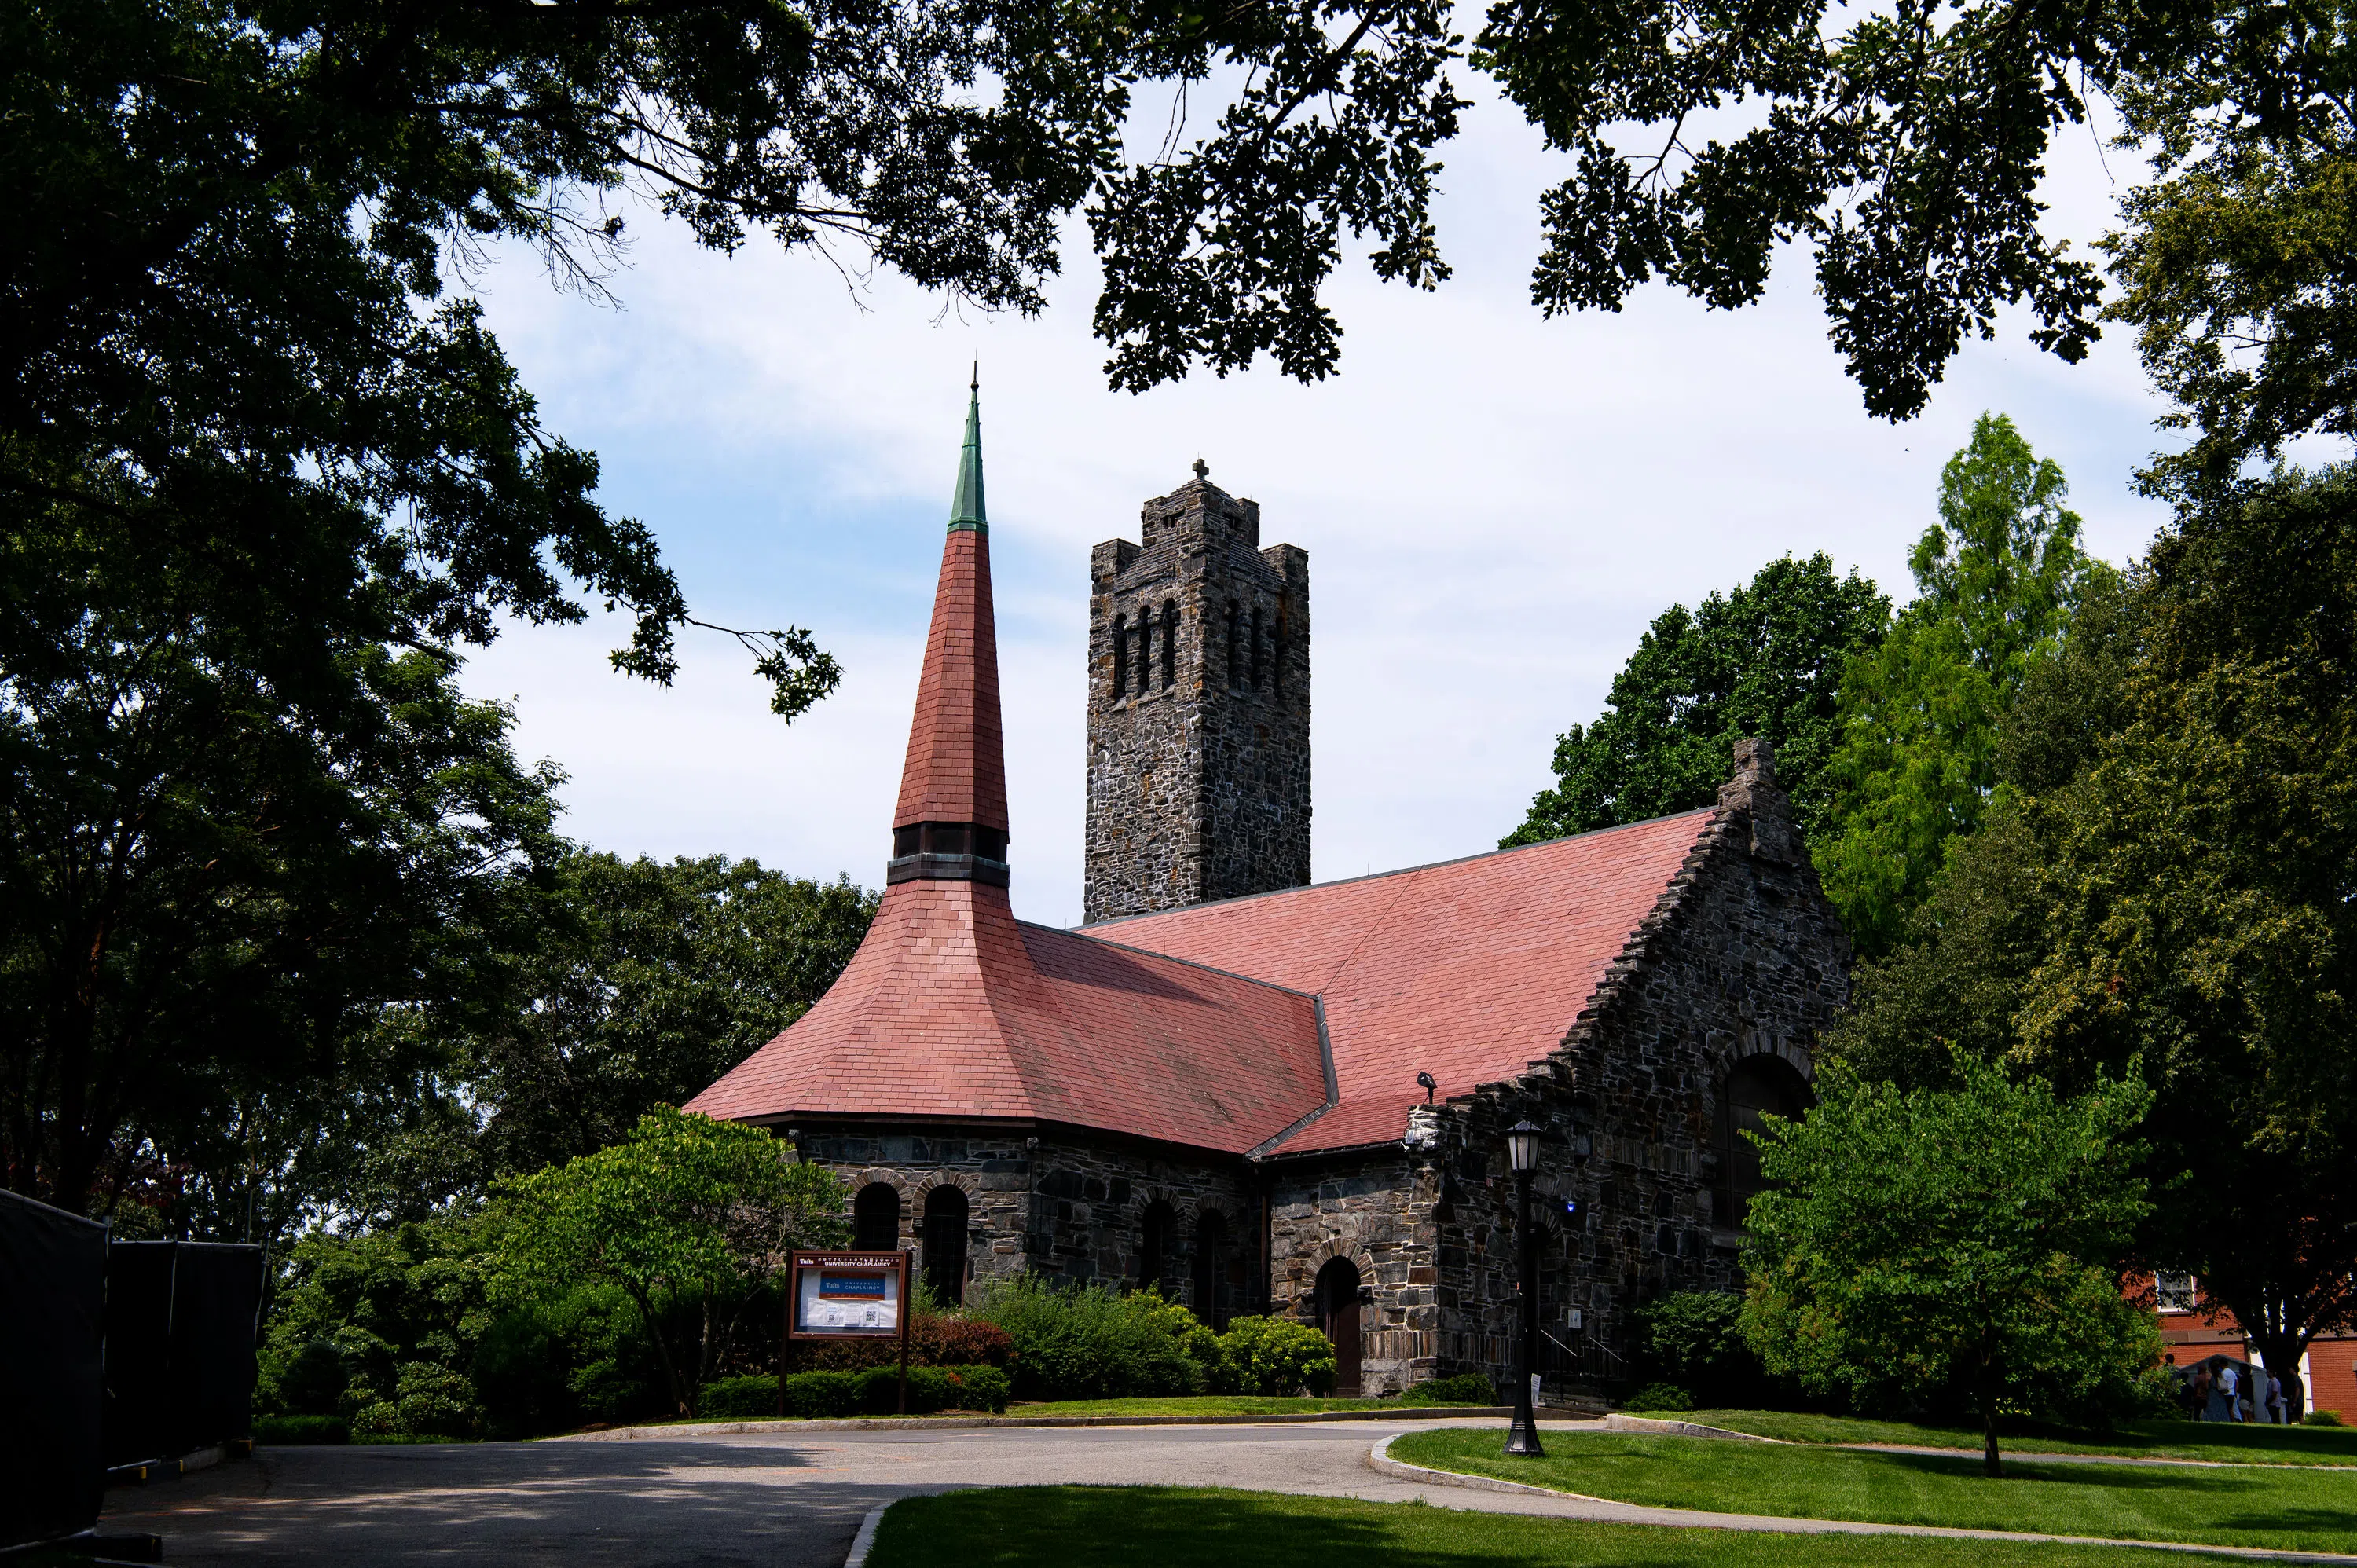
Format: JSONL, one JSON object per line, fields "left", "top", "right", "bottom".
{"left": 1160, "top": 601, "right": 1178, "bottom": 689}
{"left": 1111, "top": 614, "right": 1127, "bottom": 702}
{"left": 1314, "top": 1257, "right": 1363, "bottom": 1396}
{"left": 1713, "top": 1056, "right": 1812, "bottom": 1229}
{"left": 1250, "top": 606, "right": 1266, "bottom": 689}
{"left": 1193, "top": 1210, "right": 1231, "bottom": 1329}
{"left": 853, "top": 1182, "right": 901, "bottom": 1252}
{"left": 1225, "top": 603, "right": 1241, "bottom": 690}
{"left": 1138, "top": 1200, "right": 1175, "bottom": 1293}
{"left": 1136, "top": 613, "right": 1153, "bottom": 695}
{"left": 922, "top": 1185, "right": 970, "bottom": 1306}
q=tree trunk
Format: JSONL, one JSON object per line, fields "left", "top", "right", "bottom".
{"left": 1979, "top": 1361, "right": 2002, "bottom": 1477}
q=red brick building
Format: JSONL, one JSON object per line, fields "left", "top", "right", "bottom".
{"left": 689, "top": 388, "right": 1854, "bottom": 1395}
{"left": 2139, "top": 1270, "right": 2357, "bottom": 1420}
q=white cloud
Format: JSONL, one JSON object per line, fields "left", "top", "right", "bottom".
{"left": 460, "top": 79, "right": 2176, "bottom": 928}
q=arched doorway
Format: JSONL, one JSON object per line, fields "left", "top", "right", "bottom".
{"left": 1314, "top": 1257, "right": 1364, "bottom": 1396}
{"left": 853, "top": 1182, "right": 901, "bottom": 1252}
{"left": 1713, "top": 1055, "right": 1812, "bottom": 1229}
{"left": 922, "top": 1185, "right": 969, "bottom": 1305}
{"left": 1193, "top": 1210, "right": 1230, "bottom": 1329}
{"left": 1138, "top": 1200, "right": 1175, "bottom": 1293}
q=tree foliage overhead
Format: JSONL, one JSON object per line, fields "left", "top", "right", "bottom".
{"left": 1742, "top": 1053, "right": 2161, "bottom": 1473}
{"left": 1502, "top": 553, "right": 1887, "bottom": 850}
{"left": 1816, "top": 413, "right": 2104, "bottom": 958}
{"left": 2102, "top": 1, "right": 2357, "bottom": 485}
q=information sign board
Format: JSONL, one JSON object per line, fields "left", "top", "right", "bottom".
{"left": 788, "top": 1251, "right": 909, "bottom": 1339}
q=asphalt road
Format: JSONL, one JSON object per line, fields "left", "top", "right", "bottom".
{"left": 99, "top": 1419, "right": 1537, "bottom": 1568}
{"left": 104, "top": 1417, "right": 2357, "bottom": 1567}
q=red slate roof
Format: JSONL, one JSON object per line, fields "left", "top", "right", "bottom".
{"left": 1082, "top": 811, "right": 1716, "bottom": 1152}
{"left": 893, "top": 526, "right": 1007, "bottom": 831}
{"left": 685, "top": 878, "right": 1327, "bottom": 1153}
{"left": 690, "top": 412, "right": 1719, "bottom": 1160}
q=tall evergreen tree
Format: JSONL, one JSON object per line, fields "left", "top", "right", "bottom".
{"left": 1502, "top": 555, "right": 1887, "bottom": 849}
{"left": 1817, "top": 414, "right": 2106, "bottom": 958}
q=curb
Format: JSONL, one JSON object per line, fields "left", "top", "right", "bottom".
{"left": 841, "top": 1504, "right": 889, "bottom": 1568}
{"left": 1603, "top": 1414, "right": 1784, "bottom": 1442}
{"left": 552, "top": 1405, "right": 1568, "bottom": 1442}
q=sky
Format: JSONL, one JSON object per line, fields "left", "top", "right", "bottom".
{"left": 457, "top": 74, "right": 2177, "bottom": 931}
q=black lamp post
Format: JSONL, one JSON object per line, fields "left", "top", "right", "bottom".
{"left": 1504, "top": 1119, "right": 1545, "bottom": 1457}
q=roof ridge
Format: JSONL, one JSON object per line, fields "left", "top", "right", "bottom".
{"left": 1073, "top": 805, "right": 1719, "bottom": 932}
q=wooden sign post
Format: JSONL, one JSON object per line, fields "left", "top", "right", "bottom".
{"left": 785, "top": 1250, "right": 913, "bottom": 1415}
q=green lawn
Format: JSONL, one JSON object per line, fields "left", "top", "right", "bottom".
{"left": 863, "top": 1486, "right": 2261, "bottom": 1566}
{"left": 1391, "top": 1427, "right": 2357, "bottom": 1555}
{"left": 1684, "top": 1409, "right": 2357, "bottom": 1467}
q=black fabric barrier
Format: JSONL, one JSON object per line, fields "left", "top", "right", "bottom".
{"left": 0, "top": 1189, "right": 108, "bottom": 1548}
{"left": 104, "top": 1240, "right": 265, "bottom": 1467}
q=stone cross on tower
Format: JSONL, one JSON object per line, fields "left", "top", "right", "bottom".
{"left": 1083, "top": 466, "right": 1310, "bottom": 923}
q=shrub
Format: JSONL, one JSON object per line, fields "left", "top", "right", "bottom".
{"left": 393, "top": 1361, "right": 482, "bottom": 1438}
{"left": 2308, "top": 1409, "right": 2346, "bottom": 1427}
{"left": 965, "top": 1277, "right": 1210, "bottom": 1400}
{"left": 943, "top": 1365, "right": 1011, "bottom": 1413}
{"left": 1622, "top": 1383, "right": 1696, "bottom": 1413}
{"left": 348, "top": 1401, "right": 405, "bottom": 1440}
{"left": 796, "top": 1317, "right": 1016, "bottom": 1372}
{"left": 858, "top": 1365, "right": 957, "bottom": 1414}
{"left": 1639, "top": 1291, "right": 1770, "bottom": 1405}
{"left": 783, "top": 1370, "right": 862, "bottom": 1418}
{"left": 698, "top": 1375, "right": 781, "bottom": 1419}
{"left": 1398, "top": 1372, "right": 1494, "bottom": 1405}
{"left": 1215, "top": 1317, "right": 1338, "bottom": 1397}
{"left": 254, "top": 1414, "right": 348, "bottom": 1445}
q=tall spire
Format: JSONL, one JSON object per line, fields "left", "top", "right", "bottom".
{"left": 948, "top": 364, "right": 986, "bottom": 533}
{"left": 889, "top": 376, "right": 1010, "bottom": 886}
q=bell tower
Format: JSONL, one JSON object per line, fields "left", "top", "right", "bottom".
{"left": 1083, "top": 464, "right": 1310, "bottom": 924}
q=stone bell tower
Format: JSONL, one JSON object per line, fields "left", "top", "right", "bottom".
{"left": 1083, "top": 463, "right": 1310, "bottom": 924}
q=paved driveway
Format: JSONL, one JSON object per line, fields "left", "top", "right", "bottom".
{"left": 100, "top": 1419, "right": 1534, "bottom": 1568}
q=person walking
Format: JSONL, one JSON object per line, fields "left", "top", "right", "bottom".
{"left": 2192, "top": 1362, "right": 2214, "bottom": 1420}
{"left": 2267, "top": 1372, "right": 2288, "bottom": 1424}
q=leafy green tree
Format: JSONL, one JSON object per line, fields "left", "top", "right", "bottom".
{"left": 0, "top": 617, "right": 560, "bottom": 1215}
{"left": 2011, "top": 464, "right": 2357, "bottom": 1414}
{"left": 1503, "top": 554, "right": 1887, "bottom": 849}
{"left": 475, "top": 853, "right": 875, "bottom": 1179}
{"left": 1743, "top": 1055, "right": 2161, "bottom": 1474}
{"left": 498, "top": 1108, "right": 846, "bottom": 1416}
{"left": 1817, "top": 414, "right": 2104, "bottom": 957}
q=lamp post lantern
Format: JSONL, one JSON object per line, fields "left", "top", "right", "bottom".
{"left": 1504, "top": 1119, "right": 1545, "bottom": 1457}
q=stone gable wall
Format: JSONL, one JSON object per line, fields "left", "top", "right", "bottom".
{"left": 1259, "top": 742, "right": 1850, "bottom": 1398}
{"left": 1083, "top": 477, "right": 1310, "bottom": 923}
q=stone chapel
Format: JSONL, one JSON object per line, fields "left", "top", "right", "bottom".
{"left": 687, "top": 385, "right": 1853, "bottom": 1398}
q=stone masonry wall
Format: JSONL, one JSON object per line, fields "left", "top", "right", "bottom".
{"left": 796, "top": 1126, "right": 1265, "bottom": 1321}
{"left": 1260, "top": 741, "right": 1849, "bottom": 1399}
{"left": 1083, "top": 472, "right": 1310, "bottom": 923}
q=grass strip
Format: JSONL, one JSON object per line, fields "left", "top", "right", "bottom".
{"left": 863, "top": 1485, "right": 2266, "bottom": 1566}
{"left": 1685, "top": 1409, "right": 2357, "bottom": 1467}
{"left": 1392, "top": 1427, "right": 2357, "bottom": 1555}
